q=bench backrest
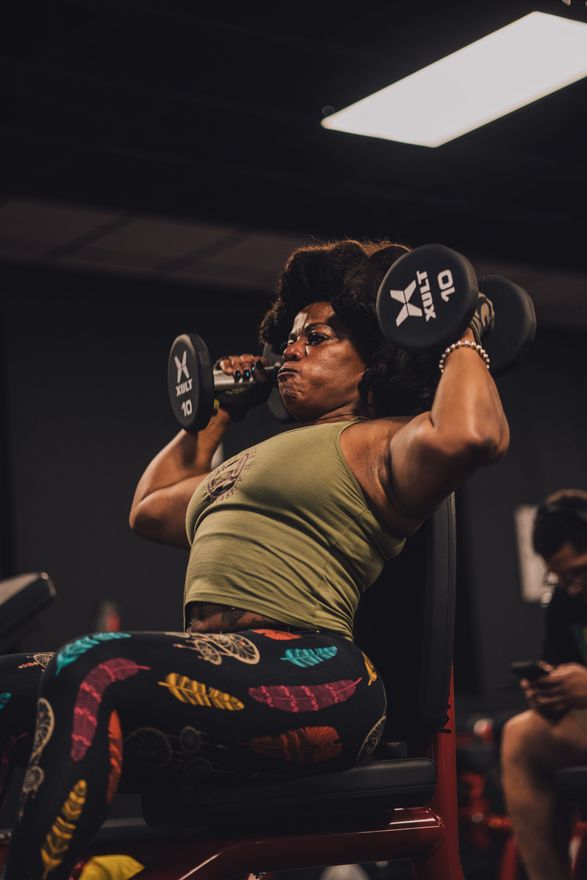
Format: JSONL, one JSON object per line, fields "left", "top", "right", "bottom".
{"left": 354, "top": 494, "right": 456, "bottom": 740}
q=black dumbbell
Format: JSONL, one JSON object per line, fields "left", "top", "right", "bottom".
{"left": 168, "top": 335, "right": 286, "bottom": 432}
{"left": 376, "top": 243, "right": 536, "bottom": 375}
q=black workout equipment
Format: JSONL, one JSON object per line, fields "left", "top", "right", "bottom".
{"left": 263, "top": 342, "right": 291, "bottom": 423}
{"left": 376, "top": 243, "right": 536, "bottom": 375}
{"left": 168, "top": 335, "right": 284, "bottom": 433}
{"left": 0, "top": 572, "right": 55, "bottom": 652}
{"left": 478, "top": 275, "right": 536, "bottom": 375}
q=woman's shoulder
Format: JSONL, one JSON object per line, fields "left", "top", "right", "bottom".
{"left": 342, "top": 414, "right": 414, "bottom": 444}
{"left": 339, "top": 417, "right": 412, "bottom": 478}
{"left": 338, "top": 416, "right": 421, "bottom": 536}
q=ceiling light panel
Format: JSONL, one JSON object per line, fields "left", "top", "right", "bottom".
{"left": 321, "top": 13, "right": 587, "bottom": 147}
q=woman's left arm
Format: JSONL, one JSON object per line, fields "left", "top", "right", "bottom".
{"left": 383, "top": 328, "right": 509, "bottom": 523}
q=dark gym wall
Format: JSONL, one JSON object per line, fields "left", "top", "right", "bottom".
{"left": 0, "top": 264, "right": 275, "bottom": 651}
{"left": 0, "top": 341, "right": 14, "bottom": 580}
{"left": 1, "top": 263, "right": 587, "bottom": 717}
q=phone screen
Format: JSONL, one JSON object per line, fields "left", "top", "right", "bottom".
{"left": 510, "top": 660, "right": 551, "bottom": 681}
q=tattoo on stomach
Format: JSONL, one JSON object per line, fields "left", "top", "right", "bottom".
{"left": 188, "top": 602, "right": 279, "bottom": 633}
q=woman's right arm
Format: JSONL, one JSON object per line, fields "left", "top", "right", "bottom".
{"left": 382, "top": 328, "right": 509, "bottom": 527}
{"left": 129, "top": 408, "right": 231, "bottom": 548}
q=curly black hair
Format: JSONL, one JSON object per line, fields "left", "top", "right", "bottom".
{"left": 259, "top": 239, "right": 439, "bottom": 417}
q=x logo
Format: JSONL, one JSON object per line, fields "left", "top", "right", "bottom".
{"left": 389, "top": 280, "right": 423, "bottom": 326}
{"left": 174, "top": 351, "right": 190, "bottom": 382}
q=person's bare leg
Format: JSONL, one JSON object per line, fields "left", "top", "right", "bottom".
{"left": 501, "top": 708, "right": 587, "bottom": 880}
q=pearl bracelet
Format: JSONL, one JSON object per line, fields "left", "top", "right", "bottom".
{"left": 438, "top": 340, "right": 491, "bottom": 374}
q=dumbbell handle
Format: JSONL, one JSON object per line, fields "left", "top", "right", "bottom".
{"left": 212, "top": 364, "right": 280, "bottom": 391}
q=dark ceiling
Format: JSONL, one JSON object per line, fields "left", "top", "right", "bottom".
{"left": 1, "top": 0, "right": 587, "bottom": 274}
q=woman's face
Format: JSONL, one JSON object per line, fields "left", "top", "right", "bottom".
{"left": 277, "top": 301, "right": 367, "bottom": 423}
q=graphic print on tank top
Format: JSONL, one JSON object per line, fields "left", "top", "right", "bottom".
{"left": 205, "top": 450, "right": 256, "bottom": 502}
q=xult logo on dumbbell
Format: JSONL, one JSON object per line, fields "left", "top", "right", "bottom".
{"left": 389, "top": 269, "right": 457, "bottom": 327}
{"left": 174, "top": 351, "right": 193, "bottom": 397}
{"left": 377, "top": 244, "right": 479, "bottom": 351}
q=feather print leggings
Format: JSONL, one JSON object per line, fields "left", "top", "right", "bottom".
{"left": 0, "top": 627, "right": 386, "bottom": 880}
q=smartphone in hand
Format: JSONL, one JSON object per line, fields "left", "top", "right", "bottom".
{"left": 509, "top": 660, "right": 553, "bottom": 681}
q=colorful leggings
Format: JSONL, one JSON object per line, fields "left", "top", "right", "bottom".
{"left": 0, "top": 628, "right": 387, "bottom": 880}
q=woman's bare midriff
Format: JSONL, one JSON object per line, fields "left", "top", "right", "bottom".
{"left": 187, "top": 601, "right": 287, "bottom": 633}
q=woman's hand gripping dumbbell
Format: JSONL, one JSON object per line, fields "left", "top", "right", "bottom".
{"left": 212, "top": 352, "right": 273, "bottom": 422}
{"left": 167, "top": 335, "right": 282, "bottom": 432}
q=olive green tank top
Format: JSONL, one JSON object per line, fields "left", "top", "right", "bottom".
{"left": 183, "top": 420, "right": 405, "bottom": 639}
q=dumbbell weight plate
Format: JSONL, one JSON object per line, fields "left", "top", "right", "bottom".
{"left": 262, "top": 342, "right": 292, "bottom": 423}
{"left": 479, "top": 276, "right": 536, "bottom": 376}
{"left": 376, "top": 244, "right": 478, "bottom": 351}
{"left": 168, "top": 334, "right": 215, "bottom": 432}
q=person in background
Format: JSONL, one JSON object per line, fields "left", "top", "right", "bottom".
{"left": 502, "top": 488, "right": 587, "bottom": 880}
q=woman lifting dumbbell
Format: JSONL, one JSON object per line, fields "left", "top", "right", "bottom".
{"left": 1, "top": 238, "right": 515, "bottom": 880}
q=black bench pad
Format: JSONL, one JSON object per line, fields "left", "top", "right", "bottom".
{"left": 142, "top": 758, "right": 436, "bottom": 829}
